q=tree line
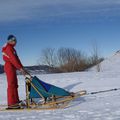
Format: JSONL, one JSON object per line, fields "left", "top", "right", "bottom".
{"left": 39, "top": 47, "right": 104, "bottom": 73}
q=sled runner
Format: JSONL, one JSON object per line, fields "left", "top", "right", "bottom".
{"left": 0, "top": 76, "right": 86, "bottom": 111}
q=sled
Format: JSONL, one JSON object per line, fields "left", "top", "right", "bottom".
{"left": 25, "top": 76, "right": 86, "bottom": 109}
{"left": 0, "top": 76, "right": 86, "bottom": 111}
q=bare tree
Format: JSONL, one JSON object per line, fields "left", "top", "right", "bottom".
{"left": 57, "top": 48, "right": 88, "bottom": 72}
{"left": 91, "top": 41, "right": 101, "bottom": 72}
{"left": 41, "top": 48, "right": 56, "bottom": 67}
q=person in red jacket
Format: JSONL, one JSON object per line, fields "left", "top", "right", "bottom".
{"left": 2, "top": 35, "right": 28, "bottom": 109}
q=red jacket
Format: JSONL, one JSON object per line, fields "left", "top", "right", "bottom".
{"left": 2, "top": 43, "right": 23, "bottom": 70}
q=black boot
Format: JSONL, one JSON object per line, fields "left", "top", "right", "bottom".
{"left": 6, "top": 104, "right": 21, "bottom": 110}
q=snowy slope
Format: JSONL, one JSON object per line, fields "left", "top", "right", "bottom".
{"left": 90, "top": 51, "right": 120, "bottom": 72}
{"left": 0, "top": 71, "right": 120, "bottom": 120}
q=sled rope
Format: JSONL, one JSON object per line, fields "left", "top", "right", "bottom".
{"left": 87, "top": 88, "right": 120, "bottom": 95}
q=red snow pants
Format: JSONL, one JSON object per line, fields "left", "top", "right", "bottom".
{"left": 4, "top": 62, "right": 19, "bottom": 106}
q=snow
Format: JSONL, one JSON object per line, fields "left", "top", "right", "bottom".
{"left": 0, "top": 52, "right": 120, "bottom": 120}
{"left": 90, "top": 51, "right": 120, "bottom": 72}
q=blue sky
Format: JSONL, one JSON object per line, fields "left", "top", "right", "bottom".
{"left": 0, "top": 0, "right": 120, "bottom": 65}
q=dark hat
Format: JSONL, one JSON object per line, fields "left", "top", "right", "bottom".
{"left": 7, "top": 35, "right": 17, "bottom": 41}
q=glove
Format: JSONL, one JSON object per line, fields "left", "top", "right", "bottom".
{"left": 20, "top": 68, "right": 30, "bottom": 76}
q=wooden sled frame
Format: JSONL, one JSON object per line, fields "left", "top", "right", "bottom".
{"left": 25, "top": 77, "right": 71, "bottom": 109}
{"left": 25, "top": 77, "right": 87, "bottom": 109}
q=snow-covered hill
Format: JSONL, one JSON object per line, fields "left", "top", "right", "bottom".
{"left": 0, "top": 70, "right": 120, "bottom": 120}
{"left": 90, "top": 51, "right": 120, "bottom": 72}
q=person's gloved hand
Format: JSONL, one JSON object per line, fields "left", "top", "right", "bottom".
{"left": 20, "top": 68, "right": 30, "bottom": 76}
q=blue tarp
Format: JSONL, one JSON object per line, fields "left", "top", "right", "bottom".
{"left": 29, "top": 76, "right": 70, "bottom": 98}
